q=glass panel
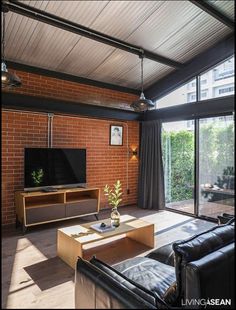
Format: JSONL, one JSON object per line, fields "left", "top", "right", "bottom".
{"left": 162, "top": 121, "right": 195, "bottom": 214}
{"left": 200, "top": 56, "right": 234, "bottom": 100}
{"left": 155, "top": 78, "right": 196, "bottom": 109}
{"left": 199, "top": 115, "right": 235, "bottom": 219}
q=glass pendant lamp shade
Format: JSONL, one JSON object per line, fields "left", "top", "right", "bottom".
{"left": 131, "top": 56, "right": 154, "bottom": 112}
{"left": 131, "top": 92, "right": 154, "bottom": 112}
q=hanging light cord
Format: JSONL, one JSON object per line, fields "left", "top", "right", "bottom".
{"left": 141, "top": 56, "right": 144, "bottom": 93}
{"left": 1, "top": 11, "right": 6, "bottom": 61}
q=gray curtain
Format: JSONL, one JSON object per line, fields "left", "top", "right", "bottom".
{"left": 138, "top": 120, "right": 165, "bottom": 210}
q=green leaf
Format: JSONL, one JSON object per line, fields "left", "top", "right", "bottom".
{"left": 103, "top": 180, "right": 123, "bottom": 208}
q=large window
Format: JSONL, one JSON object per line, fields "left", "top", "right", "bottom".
{"left": 159, "top": 56, "right": 234, "bottom": 220}
{"left": 199, "top": 116, "right": 234, "bottom": 219}
{"left": 200, "top": 56, "right": 235, "bottom": 100}
{"left": 155, "top": 56, "right": 234, "bottom": 108}
{"left": 162, "top": 121, "right": 195, "bottom": 214}
{"left": 155, "top": 78, "right": 196, "bottom": 109}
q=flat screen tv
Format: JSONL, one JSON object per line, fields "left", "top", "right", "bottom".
{"left": 24, "top": 148, "right": 86, "bottom": 190}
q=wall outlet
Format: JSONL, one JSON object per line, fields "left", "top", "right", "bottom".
{"left": 127, "top": 189, "right": 130, "bottom": 194}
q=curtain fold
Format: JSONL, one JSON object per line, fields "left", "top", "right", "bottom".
{"left": 138, "top": 120, "right": 165, "bottom": 210}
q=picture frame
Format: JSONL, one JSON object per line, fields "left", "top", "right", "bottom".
{"left": 110, "top": 125, "right": 123, "bottom": 146}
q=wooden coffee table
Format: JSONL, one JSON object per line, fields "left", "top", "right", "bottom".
{"left": 57, "top": 215, "right": 154, "bottom": 268}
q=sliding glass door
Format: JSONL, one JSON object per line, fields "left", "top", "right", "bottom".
{"left": 162, "top": 115, "right": 234, "bottom": 220}
{"left": 198, "top": 115, "right": 235, "bottom": 219}
{"left": 162, "top": 121, "right": 195, "bottom": 214}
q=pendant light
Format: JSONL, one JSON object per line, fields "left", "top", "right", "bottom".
{"left": 1, "top": 6, "right": 22, "bottom": 88}
{"left": 131, "top": 55, "right": 154, "bottom": 112}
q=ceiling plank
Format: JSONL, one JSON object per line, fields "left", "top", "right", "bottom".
{"left": 5, "top": 0, "right": 184, "bottom": 69}
{"left": 189, "top": 0, "right": 234, "bottom": 30}
{"left": 6, "top": 60, "right": 140, "bottom": 95}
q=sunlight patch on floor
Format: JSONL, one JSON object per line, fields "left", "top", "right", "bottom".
{"left": 139, "top": 210, "right": 192, "bottom": 232}
{"left": 6, "top": 238, "right": 74, "bottom": 309}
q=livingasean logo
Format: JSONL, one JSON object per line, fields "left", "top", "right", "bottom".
{"left": 181, "top": 299, "right": 231, "bottom": 308}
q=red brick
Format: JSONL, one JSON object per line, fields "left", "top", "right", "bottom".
{"left": 3, "top": 69, "right": 138, "bottom": 109}
{"left": 2, "top": 110, "right": 139, "bottom": 225}
{"left": 2, "top": 69, "right": 139, "bottom": 225}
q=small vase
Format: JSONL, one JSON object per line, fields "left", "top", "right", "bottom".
{"left": 110, "top": 207, "right": 120, "bottom": 227}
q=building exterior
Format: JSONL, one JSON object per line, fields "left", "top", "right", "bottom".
{"left": 156, "top": 56, "right": 234, "bottom": 131}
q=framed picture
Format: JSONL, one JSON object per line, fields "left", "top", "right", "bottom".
{"left": 110, "top": 125, "right": 123, "bottom": 146}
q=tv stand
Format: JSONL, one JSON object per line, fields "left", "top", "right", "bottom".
{"left": 15, "top": 188, "right": 100, "bottom": 234}
{"left": 42, "top": 187, "right": 58, "bottom": 192}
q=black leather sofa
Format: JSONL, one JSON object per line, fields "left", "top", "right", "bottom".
{"left": 75, "top": 220, "right": 234, "bottom": 309}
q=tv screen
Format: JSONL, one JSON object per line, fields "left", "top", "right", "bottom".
{"left": 24, "top": 148, "right": 86, "bottom": 189}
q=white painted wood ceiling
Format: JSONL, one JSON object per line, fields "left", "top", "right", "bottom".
{"left": 4, "top": 0, "right": 235, "bottom": 90}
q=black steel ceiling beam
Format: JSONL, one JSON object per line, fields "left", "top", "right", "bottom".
{"left": 189, "top": 0, "right": 234, "bottom": 30}
{"left": 2, "top": 92, "right": 143, "bottom": 121}
{"left": 144, "top": 95, "right": 234, "bottom": 122}
{"left": 5, "top": 0, "right": 184, "bottom": 69}
{"left": 146, "top": 34, "right": 234, "bottom": 101}
{"left": 6, "top": 60, "right": 140, "bottom": 95}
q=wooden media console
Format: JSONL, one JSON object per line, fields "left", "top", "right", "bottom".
{"left": 15, "top": 188, "right": 100, "bottom": 233}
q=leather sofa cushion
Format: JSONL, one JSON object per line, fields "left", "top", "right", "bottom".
{"left": 90, "top": 257, "right": 158, "bottom": 307}
{"left": 173, "top": 223, "right": 234, "bottom": 264}
{"left": 147, "top": 243, "right": 175, "bottom": 266}
{"left": 173, "top": 224, "right": 235, "bottom": 305}
{"left": 114, "top": 257, "right": 177, "bottom": 305}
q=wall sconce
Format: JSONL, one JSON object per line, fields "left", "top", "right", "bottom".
{"left": 131, "top": 149, "right": 138, "bottom": 156}
{"left": 129, "top": 147, "right": 138, "bottom": 160}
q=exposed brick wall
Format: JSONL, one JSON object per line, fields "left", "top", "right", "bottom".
{"left": 2, "top": 70, "right": 140, "bottom": 226}
{"left": 3, "top": 69, "right": 138, "bottom": 110}
{"left": 2, "top": 111, "right": 139, "bottom": 225}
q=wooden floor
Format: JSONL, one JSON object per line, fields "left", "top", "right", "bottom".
{"left": 1, "top": 206, "right": 215, "bottom": 309}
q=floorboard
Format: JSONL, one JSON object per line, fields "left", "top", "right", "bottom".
{"left": 1, "top": 206, "right": 215, "bottom": 309}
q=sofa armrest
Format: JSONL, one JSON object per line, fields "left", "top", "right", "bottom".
{"left": 218, "top": 214, "right": 235, "bottom": 225}
{"left": 75, "top": 257, "right": 156, "bottom": 309}
{"left": 146, "top": 243, "right": 175, "bottom": 266}
{"left": 184, "top": 243, "right": 234, "bottom": 308}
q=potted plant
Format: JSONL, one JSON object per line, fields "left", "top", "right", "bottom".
{"left": 104, "top": 180, "right": 122, "bottom": 227}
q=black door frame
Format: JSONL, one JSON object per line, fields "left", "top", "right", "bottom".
{"left": 163, "top": 112, "right": 234, "bottom": 222}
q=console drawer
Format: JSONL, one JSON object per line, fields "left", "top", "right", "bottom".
{"left": 26, "top": 204, "right": 66, "bottom": 224}
{"left": 65, "top": 199, "right": 98, "bottom": 217}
